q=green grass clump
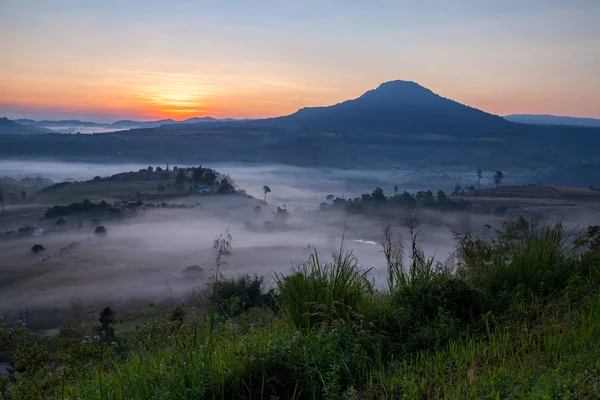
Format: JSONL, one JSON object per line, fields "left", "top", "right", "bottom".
{"left": 1, "top": 221, "right": 599, "bottom": 399}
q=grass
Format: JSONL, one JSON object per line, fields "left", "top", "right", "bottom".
{"left": 1, "top": 221, "right": 599, "bottom": 399}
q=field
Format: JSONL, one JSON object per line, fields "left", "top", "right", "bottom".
{"left": 2, "top": 169, "right": 600, "bottom": 398}
{"left": 1, "top": 217, "right": 599, "bottom": 399}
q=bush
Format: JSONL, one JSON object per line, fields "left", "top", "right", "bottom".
{"left": 30, "top": 244, "right": 45, "bottom": 253}
{"left": 182, "top": 265, "right": 205, "bottom": 278}
{"left": 94, "top": 226, "right": 107, "bottom": 237}
{"left": 211, "top": 274, "right": 270, "bottom": 317}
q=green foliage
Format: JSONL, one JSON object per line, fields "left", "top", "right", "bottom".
{"left": 211, "top": 274, "right": 272, "bottom": 317}
{"left": 44, "top": 198, "right": 117, "bottom": 219}
{"left": 2, "top": 221, "right": 600, "bottom": 399}
{"left": 275, "top": 250, "right": 373, "bottom": 331}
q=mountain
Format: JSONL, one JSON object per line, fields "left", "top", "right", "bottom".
{"left": 264, "top": 80, "right": 511, "bottom": 136}
{"left": 183, "top": 116, "right": 218, "bottom": 123}
{"left": 10, "top": 116, "right": 237, "bottom": 132}
{"left": 110, "top": 119, "right": 178, "bottom": 128}
{"left": 504, "top": 114, "right": 600, "bottom": 128}
{"left": 15, "top": 119, "right": 108, "bottom": 127}
{"left": 0, "top": 117, "right": 55, "bottom": 134}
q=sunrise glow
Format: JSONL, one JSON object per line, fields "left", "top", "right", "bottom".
{"left": 1, "top": 1, "right": 599, "bottom": 121}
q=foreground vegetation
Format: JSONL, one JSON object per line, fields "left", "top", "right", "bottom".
{"left": 1, "top": 220, "right": 600, "bottom": 399}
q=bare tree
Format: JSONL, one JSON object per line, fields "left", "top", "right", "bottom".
{"left": 381, "top": 223, "right": 404, "bottom": 291}
{"left": 211, "top": 226, "right": 234, "bottom": 283}
{"left": 403, "top": 199, "right": 424, "bottom": 272}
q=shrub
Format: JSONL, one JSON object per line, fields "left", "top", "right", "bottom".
{"left": 30, "top": 244, "right": 45, "bottom": 253}
{"left": 182, "top": 265, "right": 205, "bottom": 278}
{"left": 211, "top": 274, "right": 269, "bottom": 317}
{"left": 94, "top": 225, "right": 107, "bottom": 236}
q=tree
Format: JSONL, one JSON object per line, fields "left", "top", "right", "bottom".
{"left": 453, "top": 183, "right": 462, "bottom": 196}
{"left": 493, "top": 170, "right": 504, "bottom": 187}
{"left": 371, "top": 187, "right": 386, "bottom": 202}
{"left": 218, "top": 178, "right": 235, "bottom": 194}
{"left": 0, "top": 187, "right": 4, "bottom": 214}
{"left": 263, "top": 185, "right": 271, "bottom": 202}
{"left": 437, "top": 190, "right": 447, "bottom": 203}
{"left": 175, "top": 170, "right": 186, "bottom": 187}
{"left": 476, "top": 168, "right": 483, "bottom": 189}
{"left": 326, "top": 194, "right": 335, "bottom": 204}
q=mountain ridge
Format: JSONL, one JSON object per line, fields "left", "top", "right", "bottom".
{"left": 504, "top": 114, "right": 600, "bottom": 128}
{"left": 263, "top": 80, "right": 512, "bottom": 136}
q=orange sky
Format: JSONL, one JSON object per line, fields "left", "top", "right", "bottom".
{"left": 1, "top": 1, "right": 599, "bottom": 122}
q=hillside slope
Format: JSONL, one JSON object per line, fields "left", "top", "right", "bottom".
{"left": 0, "top": 117, "right": 54, "bottom": 135}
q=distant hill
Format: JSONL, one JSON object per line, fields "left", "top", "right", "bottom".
{"left": 0, "top": 117, "right": 55, "bottom": 135}
{"left": 11, "top": 116, "right": 235, "bottom": 131}
{"left": 110, "top": 119, "right": 177, "bottom": 128}
{"left": 15, "top": 119, "right": 107, "bottom": 128}
{"left": 264, "top": 80, "right": 512, "bottom": 136}
{"left": 465, "top": 185, "right": 600, "bottom": 199}
{"left": 504, "top": 114, "right": 600, "bottom": 128}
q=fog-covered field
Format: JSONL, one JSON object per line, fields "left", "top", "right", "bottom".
{"left": 0, "top": 159, "right": 580, "bottom": 327}
{"left": 0, "top": 159, "right": 534, "bottom": 207}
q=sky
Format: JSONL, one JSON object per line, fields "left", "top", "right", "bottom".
{"left": 1, "top": 0, "right": 599, "bottom": 122}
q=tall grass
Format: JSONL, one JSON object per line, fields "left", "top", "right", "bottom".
{"left": 274, "top": 249, "right": 373, "bottom": 331}
{"left": 3, "top": 221, "right": 600, "bottom": 399}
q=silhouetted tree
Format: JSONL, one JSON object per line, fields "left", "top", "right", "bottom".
{"left": 218, "top": 178, "right": 235, "bottom": 193}
{"left": 493, "top": 170, "right": 504, "bottom": 187}
{"left": 97, "top": 307, "right": 116, "bottom": 341}
{"left": 453, "top": 183, "right": 462, "bottom": 196}
{"left": 175, "top": 170, "right": 186, "bottom": 187}
{"left": 202, "top": 170, "right": 217, "bottom": 186}
{"left": 476, "top": 168, "right": 483, "bottom": 189}
{"left": 263, "top": 185, "right": 271, "bottom": 202}
{"left": 326, "top": 194, "right": 335, "bottom": 203}
{"left": 437, "top": 190, "right": 447, "bottom": 203}
{"left": 372, "top": 187, "right": 386, "bottom": 202}
{"left": 20, "top": 190, "right": 26, "bottom": 199}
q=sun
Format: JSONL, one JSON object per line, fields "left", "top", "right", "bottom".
{"left": 135, "top": 74, "right": 216, "bottom": 119}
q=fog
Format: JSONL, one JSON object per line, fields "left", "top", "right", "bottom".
{"left": 0, "top": 159, "right": 592, "bottom": 328}
{"left": 48, "top": 126, "right": 128, "bottom": 134}
{"left": 0, "top": 195, "right": 482, "bottom": 324}
{"left": 1, "top": 159, "right": 535, "bottom": 207}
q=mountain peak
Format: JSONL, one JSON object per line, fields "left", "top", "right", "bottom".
{"left": 268, "top": 80, "right": 509, "bottom": 135}
{"left": 359, "top": 80, "right": 437, "bottom": 103}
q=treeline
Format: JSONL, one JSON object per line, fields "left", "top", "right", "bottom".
{"left": 320, "top": 187, "right": 468, "bottom": 214}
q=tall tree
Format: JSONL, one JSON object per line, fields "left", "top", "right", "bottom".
{"left": 263, "top": 185, "right": 271, "bottom": 202}
{"left": 493, "top": 170, "right": 504, "bottom": 187}
{"left": 175, "top": 170, "right": 186, "bottom": 187}
{"left": 476, "top": 168, "right": 483, "bottom": 189}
